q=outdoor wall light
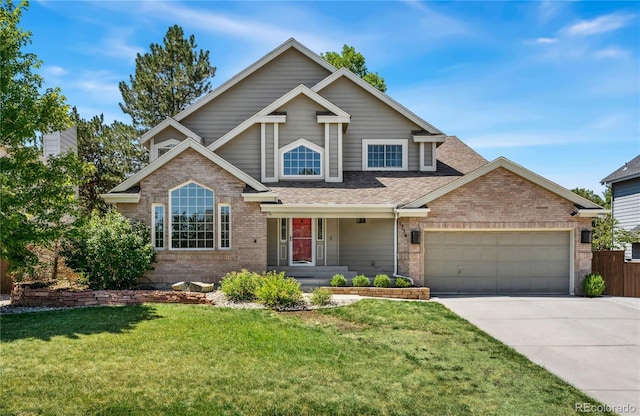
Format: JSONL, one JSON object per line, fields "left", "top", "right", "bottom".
{"left": 411, "top": 230, "right": 421, "bottom": 244}
{"left": 581, "top": 230, "right": 592, "bottom": 244}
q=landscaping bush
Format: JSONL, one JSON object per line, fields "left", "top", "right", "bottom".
{"left": 310, "top": 287, "right": 333, "bottom": 306}
{"left": 582, "top": 273, "right": 605, "bottom": 297}
{"left": 220, "top": 269, "right": 261, "bottom": 301}
{"left": 352, "top": 274, "right": 370, "bottom": 287}
{"left": 394, "top": 277, "right": 412, "bottom": 288}
{"left": 330, "top": 274, "right": 347, "bottom": 287}
{"left": 255, "top": 271, "right": 303, "bottom": 310}
{"left": 373, "top": 274, "right": 391, "bottom": 288}
{"left": 61, "top": 211, "right": 155, "bottom": 289}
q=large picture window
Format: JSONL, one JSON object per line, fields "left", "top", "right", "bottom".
{"left": 362, "top": 139, "right": 408, "bottom": 171}
{"left": 280, "top": 139, "right": 323, "bottom": 178}
{"left": 170, "top": 182, "right": 214, "bottom": 249}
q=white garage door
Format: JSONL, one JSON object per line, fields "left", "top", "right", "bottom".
{"left": 424, "top": 231, "right": 570, "bottom": 294}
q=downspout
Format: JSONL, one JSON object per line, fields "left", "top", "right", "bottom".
{"left": 393, "top": 209, "right": 398, "bottom": 276}
{"left": 392, "top": 208, "right": 415, "bottom": 285}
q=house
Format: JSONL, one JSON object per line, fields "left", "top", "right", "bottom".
{"left": 601, "top": 155, "right": 640, "bottom": 260}
{"left": 102, "top": 38, "right": 606, "bottom": 295}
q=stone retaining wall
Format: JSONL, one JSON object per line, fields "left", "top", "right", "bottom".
{"left": 326, "top": 287, "right": 430, "bottom": 300}
{"left": 10, "top": 285, "right": 213, "bottom": 307}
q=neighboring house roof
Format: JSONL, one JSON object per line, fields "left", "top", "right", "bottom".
{"left": 601, "top": 154, "right": 640, "bottom": 184}
{"left": 173, "top": 38, "right": 336, "bottom": 123}
{"left": 404, "top": 157, "right": 606, "bottom": 214}
{"left": 140, "top": 117, "right": 203, "bottom": 146}
{"left": 312, "top": 68, "right": 444, "bottom": 136}
{"left": 104, "top": 138, "right": 270, "bottom": 195}
{"left": 209, "top": 84, "right": 351, "bottom": 151}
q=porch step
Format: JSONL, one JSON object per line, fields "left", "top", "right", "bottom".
{"left": 268, "top": 266, "right": 357, "bottom": 279}
{"left": 267, "top": 266, "right": 358, "bottom": 292}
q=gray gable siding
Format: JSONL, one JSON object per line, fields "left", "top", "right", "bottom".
{"left": 277, "top": 95, "right": 325, "bottom": 149}
{"left": 182, "top": 49, "right": 332, "bottom": 147}
{"left": 154, "top": 126, "right": 187, "bottom": 145}
{"left": 215, "top": 124, "right": 261, "bottom": 180}
{"left": 318, "top": 77, "right": 422, "bottom": 171}
{"left": 612, "top": 178, "right": 640, "bottom": 259}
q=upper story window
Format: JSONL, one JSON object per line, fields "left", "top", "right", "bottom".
{"left": 152, "top": 138, "right": 182, "bottom": 161}
{"left": 280, "top": 139, "right": 323, "bottom": 178}
{"left": 170, "top": 182, "right": 214, "bottom": 250}
{"left": 362, "top": 139, "right": 408, "bottom": 171}
{"left": 158, "top": 143, "right": 177, "bottom": 157}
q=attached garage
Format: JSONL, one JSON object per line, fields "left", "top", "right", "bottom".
{"left": 424, "top": 231, "right": 571, "bottom": 294}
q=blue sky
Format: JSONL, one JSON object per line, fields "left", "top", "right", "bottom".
{"left": 23, "top": 0, "right": 639, "bottom": 194}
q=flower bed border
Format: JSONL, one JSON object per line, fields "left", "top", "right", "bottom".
{"left": 10, "top": 284, "right": 213, "bottom": 307}
{"left": 325, "top": 286, "right": 430, "bottom": 300}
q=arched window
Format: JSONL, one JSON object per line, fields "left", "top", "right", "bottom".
{"left": 280, "top": 139, "right": 323, "bottom": 178}
{"left": 170, "top": 182, "right": 214, "bottom": 249}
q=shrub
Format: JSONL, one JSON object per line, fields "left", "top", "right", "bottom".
{"left": 61, "top": 211, "right": 155, "bottom": 290}
{"left": 352, "top": 274, "right": 370, "bottom": 287}
{"left": 310, "top": 287, "right": 333, "bottom": 306}
{"left": 220, "top": 269, "right": 261, "bottom": 301}
{"left": 394, "top": 277, "right": 412, "bottom": 288}
{"left": 373, "top": 274, "right": 391, "bottom": 288}
{"left": 255, "top": 271, "right": 303, "bottom": 310}
{"left": 330, "top": 274, "right": 347, "bottom": 287}
{"left": 582, "top": 273, "right": 605, "bottom": 297}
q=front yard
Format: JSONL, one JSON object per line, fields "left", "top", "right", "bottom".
{"left": 0, "top": 300, "right": 612, "bottom": 415}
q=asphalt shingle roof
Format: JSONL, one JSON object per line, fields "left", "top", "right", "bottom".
{"left": 601, "top": 154, "right": 640, "bottom": 184}
{"left": 267, "top": 136, "right": 488, "bottom": 206}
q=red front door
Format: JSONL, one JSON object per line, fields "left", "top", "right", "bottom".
{"left": 291, "top": 218, "right": 313, "bottom": 264}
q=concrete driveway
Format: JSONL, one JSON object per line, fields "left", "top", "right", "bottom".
{"left": 433, "top": 296, "right": 640, "bottom": 415}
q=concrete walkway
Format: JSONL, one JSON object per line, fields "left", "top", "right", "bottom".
{"left": 433, "top": 296, "right": 640, "bottom": 415}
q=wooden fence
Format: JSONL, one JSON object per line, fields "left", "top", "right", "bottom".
{"left": 592, "top": 251, "right": 640, "bottom": 297}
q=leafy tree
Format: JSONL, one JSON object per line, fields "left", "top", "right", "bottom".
{"left": 73, "top": 110, "right": 147, "bottom": 213}
{"left": 0, "top": 0, "right": 89, "bottom": 276}
{"left": 119, "top": 24, "right": 216, "bottom": 131}
{"left": 321, "top": 44, "right": 387, "bottom": 92}
{"left": 62, "top": 211, "right": 155, "bottom": 289}
{"left": 571, "top": 187, "right": 638, "bottom": 250}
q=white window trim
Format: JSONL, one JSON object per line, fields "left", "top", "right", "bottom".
{"left": 168, "top": 180, "right": 215, "bottom": 251}
{"left": 218, "top": 203, "right": 231, "bottom": 250}
{"left": 279, "top": 138, "right": 324, "bottom": 179}
{"left": 419, "top": 142, "right": 437, "bottom": 172}
{"left": 151, "top": 203, "right": 165, "bottom": 250}
{"left": 152, "top": 138, "right": 182, "bottom": 161}
{"left": 362, "top": 139, "right": 408, "bottom": 171}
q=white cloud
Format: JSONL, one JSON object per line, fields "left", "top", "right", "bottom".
{"left": 564, "top": 13, "right": 636, "bottom": 36}
{"left": 592, "top": 47, "right": 629, "bottom": 59}
{"left": 41, "top": 65, "right": 68, "bottom": 77}
{"left": 535, "top": 37, "right": 558, "bottom": 44}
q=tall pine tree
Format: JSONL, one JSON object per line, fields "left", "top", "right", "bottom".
{"left": 119, "top": 25, "right": 216, "bottom": 131}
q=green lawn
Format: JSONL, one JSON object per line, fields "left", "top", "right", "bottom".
{"left": 0, "top": 300, "right": 612, "bottom": 416}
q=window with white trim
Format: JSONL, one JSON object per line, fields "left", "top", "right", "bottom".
{"left": 152, "top": 204, "right": 164, "bottom": 249}
{"left": 218, "top": 204, "right": 231, "bottom": 249}
{"left": 280, "top": 139, "right": 323, "bottom": 178}
{"left": 362, "top": 139, "right": 408, "bottom": 171}
{"left": 170, "top": 182, "right": 214, "bottom": 249}
{"left": 158, "top": 143, "right": 176, "bottom": 157}
{"left": 152, "top": 138, "right": 182, "bottom": 160}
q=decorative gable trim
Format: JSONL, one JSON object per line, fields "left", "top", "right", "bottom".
{"left": 312, "top": 68, "right": 444, "bottom": 135}
{"left": 208, "top": 84, "right": 350, "bottom": 151}
{"left": 174, "top": 38, "right": 336, "bottom": 122}
{"left": 140, "top": 117, "right": 203, "bottom": 146}
{"left": 106, "top": 138, "right": 270, "bottom": 194}
{"left": 403, "top": 157, "right": 606, "bottom": 210}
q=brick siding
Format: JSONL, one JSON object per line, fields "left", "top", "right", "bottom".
{"left": 398, "top": 167, "right": 593, "bottom": 294}
{"left": 117, "top": 149, "right": 267, "bottom": 289}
